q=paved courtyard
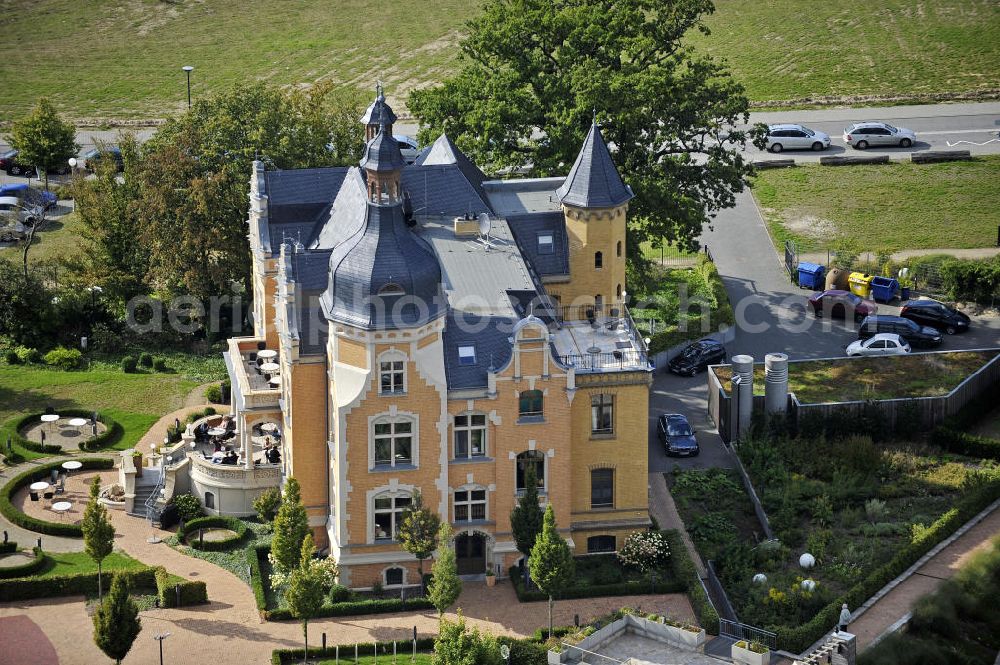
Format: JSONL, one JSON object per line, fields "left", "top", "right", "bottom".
{"left": 575, "top": 633, "right": 722, "bottom": 665}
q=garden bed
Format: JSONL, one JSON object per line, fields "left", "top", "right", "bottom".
{"left": 179, "top": 515, "right": 248, "bottom": 551}
{"left": 509, "top": 552, "right": 683, "bottom": 603}
{"left": 712, "top": 351, "right": 996, "bottom": 403}
{"left": 667, "top": 469, "right": 765, "bottom": 561}
{"left": 717, "top": 428, "right": 1000, "bottom": 651}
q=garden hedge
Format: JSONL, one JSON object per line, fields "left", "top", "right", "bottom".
{"left": 0, "top": 458, "right": 114, "bottom": 537}
{"left": 0, "top": 567, "right": 157, "bottom": 602}
{"left": 179, "top": 516, "right": 248, "bottom": 551}
{"left": 775, "top": 478, "right": 1000, "bottom": 653}
{"left": 662, "top": 529, "right": 719, "bottom": 635}
{"left": 154, "top": 566, "right": 208, "bottom": 607}
{"left": 6, "top": 409, "right": 123, "bottom": 456}
{"left": 508, "top": 564, "right": 684, "bottom": 602}
{"left": 0, "top": 541, "right": 17, "bottom": 554}
{"left": 253, "top": 545, "right": 433, "bottom": 620}
{"left": 0, "top": 547, "right": 49, "bottom": 579}
{"left": 931, "top": 426, "right": 1000, "bottom": 461}
{"left": 271, "top": 638, "right": 436, "bottom": 664}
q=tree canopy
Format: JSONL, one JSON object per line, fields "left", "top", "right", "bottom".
{"left": 4, "top": 98, "right": 78, "bottom": 188}
{"left": 92, "top": 573, "right": 141, "bottom": 664}
{"left": 528, "top": 504, "right": 575, "bottom": 638}
{"left": 409, "top": 0, "right": 761, "bottom": 255}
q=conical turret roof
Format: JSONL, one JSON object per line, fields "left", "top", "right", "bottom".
{"left": 556, "top": 121, "right": 633, "bottom": 209}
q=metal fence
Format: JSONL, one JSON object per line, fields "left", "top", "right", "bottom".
{"left": 784, "top": 240, "right": 797, "bottom": 280}
{"left": 705, "top": 561, "right": 738, "bottom": 622}
{"left": 719, "top": 619, "right": 778, "bottom": 650}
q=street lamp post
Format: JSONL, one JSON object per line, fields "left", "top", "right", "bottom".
{"left": 153, "top": 632, "right": 171, "bottom": 665}
{"left": 182, "top": 66, "right": 194, "bottom": 109}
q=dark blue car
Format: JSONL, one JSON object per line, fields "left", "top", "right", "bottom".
{"left": 0, "top": 183, "right": 57, "bottom": 210}
{"left": 658, "top": 413, "right": 699, "bottom": 456}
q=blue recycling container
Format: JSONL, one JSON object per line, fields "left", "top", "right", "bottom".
{"left": 869, "top": 276, "right": 899, "bottom": 303}
{"left": 796, "top": 262, "right": 826, "bottom": 290}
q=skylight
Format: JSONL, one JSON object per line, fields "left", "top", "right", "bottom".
{"left": 458, "top": 345, "right": 476, "bottom": 366}
{"left": 537, "top": 234, "right": 554, "bottom": 255}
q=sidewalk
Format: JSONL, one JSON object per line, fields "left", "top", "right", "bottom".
{"left": 848, "top": 504, "right": 1000, "bottom": 650}
{"left": 648, "top": 473, "right": 705, "bottom": 577}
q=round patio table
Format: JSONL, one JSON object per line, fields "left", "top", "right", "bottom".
{"left": 40, "top": 414, "right": 59, "bottom": 424}
{"left": 62, "top": 460, "right": 83, "bottom": 472}
{"left": 269, "top": 376, "right": 281, "bottom": 386}
{"left": 68, "top": 418, "right": 88, "bottom": 428}
{"left": 51, "top": 501, "right": 72, "bottom": 519}
{"left": 207, "top": 427, "right": 227, "bottom": 438}
{"left": 257, "top": 349, "right": 277, "bottom": 360}
{"left": 259, "top": 362, "right": 280, "bottom": 373}
{"left": 29, "top": 481, "right": 50, "bottom": 492}
{"left": 261, "top": 422, "right": 279, "bottom": 433}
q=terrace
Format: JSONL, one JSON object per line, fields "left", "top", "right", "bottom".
{"left": 224, "top": 337, "right": 282, "bottom": 409}
{"left": 550, "top": 304, "right": 651, "bottom": 373}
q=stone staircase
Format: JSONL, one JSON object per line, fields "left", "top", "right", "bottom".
{"left": 794, "top": 632, "right": 856, "bottom": 665}
{"left": 128, "top": 469, "right": 162, "bottom": 521}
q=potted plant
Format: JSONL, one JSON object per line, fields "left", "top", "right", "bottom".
{"left": 485, "top": 568, "right": 496, "bottom": 587}
{"left": 732, "top": 640, "right": 770, "bottom": 665}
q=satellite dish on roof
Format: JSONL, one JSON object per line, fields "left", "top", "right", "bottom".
{"left": 478, "top": 213, "right": 491, "bottom": 237}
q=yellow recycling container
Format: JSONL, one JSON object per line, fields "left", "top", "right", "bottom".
{"left": 848, "top": 272, "right": 873, "bottom": 298}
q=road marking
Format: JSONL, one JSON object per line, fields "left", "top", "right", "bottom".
{"left": 946, "top": 138, "right": 1000, "bottom": 147}
{"left": 917, "top": 128, "right": 999, "bottom": 136}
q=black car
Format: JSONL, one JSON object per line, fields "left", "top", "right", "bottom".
{"left": 667, "top": 339, "right": 726, "bottom": 376}
{"left": 857, "top": 315, "right": 942, "bottom": 349}
{"left": 657, "top": 413, "right": 699, "bottom": 456}
{"left": 0, "top": 149, "right": 70, "bottom": 176}
{"left": 900, "top": 299, "right": 970, "bottom": 335}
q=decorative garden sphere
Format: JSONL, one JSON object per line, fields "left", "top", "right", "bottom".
{"left": 799, "top": 553, "right": 816, "bottom": 569}
{"left": 752, "top": 573, "right": 767, "bottom": 585}
{"left": 801, "top": 579, "right": 817, "bottom": 592}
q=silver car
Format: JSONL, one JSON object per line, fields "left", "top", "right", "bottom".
{"left": 843, "top": 122, "right": 917, "bottom": 149}
{"left": 765, "top": 124, "right": 831, "bottom": 152}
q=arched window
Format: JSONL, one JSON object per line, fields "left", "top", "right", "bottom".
{"left": 616, "top": 240, "right": 622, "bottom": 258}
{"left": 594, "top": 251, "right": 603, "bottom": 269}
{"left": 373, "top": 416, "right": 413, "bottom": 467}
{"left": 373, "top": 491, "right": 412, "bottom": 541}
{"left": 518, "top": 390, "right": 543, "bottom": 417}
{"left": 516, "top": 451, "right": 545, "bottom": 492}
{"left": 616, "top": 284, "right": 622, "bottom": 299}
{"left": 384, "top": 566, "right": 405, "bottom": 586}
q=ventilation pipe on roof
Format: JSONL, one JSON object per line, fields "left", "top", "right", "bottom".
{"left": 732, "top": 354, "right": 754, "bottom": 437}
{"left": 764, "top": 353, "right": 789, "bottom": 415}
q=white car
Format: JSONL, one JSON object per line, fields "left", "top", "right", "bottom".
{"left": 843, "top": 122, "right": 917, "bottom": 149}
{"left": 846, "top": 333, "right": 911, "bottom": 357}
{"left": 765, "top": 124, "right": 831, "bottom": 153}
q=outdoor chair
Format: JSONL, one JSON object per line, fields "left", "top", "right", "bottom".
{"left": 43, "top": 491, "right": 54, "bottom": 500}
{"left": 29, "top": 492, "right": 39, "bottom": 502}
{"left": 257, "top": 341, "right": 266, "bottom": 351}
{"left": 50, "top": 469, "right": 59, "bottom": 483}
{"left": 248, "top": 352, "right": 257, "bottom": 363}
{"left": 586, "top": 309, "right": 596, "bottom": 326}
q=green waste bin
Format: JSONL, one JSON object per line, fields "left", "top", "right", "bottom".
{"left": 848, "top": 272, "right": 874, "bottom": 298}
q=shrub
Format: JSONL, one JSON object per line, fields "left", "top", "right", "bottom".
{"left": 154, "top": 566, "right": 208, "bottom": 607}
{"left": 931, "top": 426, "right": 1000, "bottom": 462}
{"left": 168, "top": 493, "right": 203, "bottom": 523}
{"left": 120, "top": 355, "right": 137, "bottom": 373}
{"left": 0, "top": 547, "right": 48, "bottom": 579}
{"left": 865, "top": 498, "right": 888, "bottom": 524}
{"left": 663, "top": 529, "right": 719, "bottom": 634}
{"left": 178, "top": 516, "right": 248, "bottom": 551}
{"left": 138, "top": 352, "right": 153, "bottom": 367}
{"left": 0, "top": 567, "right": 156, "bottom": 602}
{"left": 252, "top": 488, "right": 281, "bottom": 523}
{"left": 15, "top": 346, "right": 41, "bottom": 364}
{"left": 0, "top": 541, "right": 17, "bottom": 554}
{"left": 0, "top": 458, "right": 114, "bottom": 537}
{"left": 152, "top": 357, "right": 168, "bottom": 372}
{"left": 327, "top": 584, "right": 353, "bottom": 603}
{"left": 270, "top": 639, "right": 437, "bottom": 665}
{"left": 43, "top": 347, "right": 83, "bottom": 370}
{"left": 3, "top": 350, "right": 19, "bottom": 364}
{"left": 204, "top": 384, "right": 223, "bottom": 404}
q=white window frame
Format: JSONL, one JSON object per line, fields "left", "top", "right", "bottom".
{"left": 378, "top": 350, "right": 406, "bottom": 395}
{"left": 537, "top": 233, "right": 554, "bottom": 255}
{"left": 453, "top": 485, "right": 488, "bottom": 523}
{"left": 382, "top": 565, "right": 407, "bottom": 587}
{"left": 371, "top": 491, "right": 412, "bottom": 542}
{"left": 515, "top": 450, "right": 546, "bottom": 494}
{"left": 453, "top": 413, "right": 487, "bottom": 459}
{"left": 371, "top": 415, "right": 415, "bottom": 468}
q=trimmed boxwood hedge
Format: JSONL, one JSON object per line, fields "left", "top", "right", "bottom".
{"left": 775, "top": 478, "right": 1000, "bottom": 653}
{"left": 0, "top": 458, "right": 114, "bottom": 537}
{"left": 271, "top": 638, "right": 436, "bottom": 664}
{"left": 662, "top": 529, "right": 719, "bottom": 635}
{"left": 154, "top": 566, "right": 208, "bottom": 607}
{"left": 931, "top": 426, "right": 1000, "bottom": 461}
{"left": 7, "top": 410, "right": 123, "bottom": 457}
{"left": 252, "top": 545, "right": 434, "bottom": 620}
{"left": 508, "top": 563, "right": 685, "bottom": 602}
{"left": 0, "top": 541, "right": 17, "bottom": 554}
{"left": 179, "top": 516, "right": 248, "bottom": 551}
{"left": 0, "top": 567, "right": 157, "bottom": 602}
{"left": 0, "top": 547, "right": 49, "bottom": 579}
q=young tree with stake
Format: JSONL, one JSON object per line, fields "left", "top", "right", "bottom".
{"left": 428, "top": 522, "right": 462, "bottom": 617}
{"left": 397, "top": 490, "right": 441, "bottom": 591}
{"left": 82, "top": 475, "right": 115, "bottom": 600}
{"left": 284, "top": 534, "right": 326, "bottom": 663}
{"left": 528, "top": 504, "right": 575, "bottom": 639}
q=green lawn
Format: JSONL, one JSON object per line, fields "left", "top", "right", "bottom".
{"left": 753, "top": 156, "right": 1000, "bottom": 252}
{"left": 0, "top": 364, "right": 198, "bottom": 460}
{"left": 691, "top": 0, "right": 1000, "bottom": 104}
{"left": 3, "top": 0, "right": 998, "bottom": 120}
{"left": 0, "top": 209, "right": 83, "bottom": 265}
{"left": 34, "top": 550, "right": 145, "bottom": 578}
{"left": 712, "top": 351, "right": 996, "bottom": 403}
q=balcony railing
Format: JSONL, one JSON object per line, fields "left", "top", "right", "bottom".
{"left": 554, "top": 348, "right": 645, "bottom": 371}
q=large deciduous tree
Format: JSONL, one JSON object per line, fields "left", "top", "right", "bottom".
{"left": 4, "top": 98, "right": 79, "bottom": 189}
{"left": 528, "top": 504, "right": 575, "bottom": 639}
{"left": 92, "top": 573, "right": 141, "bottom": 665}
{"left": 82, "top": 476, "right": 116, "bottom": 600}
{"left": 397, "top": 490, "right": 441, "bottom": 590}
{"left": 409, "top": 0, "right": 762, "bottom": 256}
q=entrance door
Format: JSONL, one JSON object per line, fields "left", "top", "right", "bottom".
{"left": 455, "top": 532, "right": 486, "bottom": 575}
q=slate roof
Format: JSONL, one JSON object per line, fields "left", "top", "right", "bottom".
{"left": 555, "top": 121, "right": 634, "bottom": 208}
{"left": 322, "top": 202, "right": 445, "bottom": 330}
{"left": 309, "top": 168, "right": 368, "bottom": 249}
{"left": 360, "top": 125, "right": 406, "bottom": 172}
{"left": 413, "top": 133, "right": 489, "bottom": 201}
{"left": 360, "top": 93, "right": 398, "bottom": 126}
{"left": 263, "top": 167, "right": 349, "bottom": 252}
{"left": 401, "top": 165, "right": 492, "bottom": 217}
{"left": 506, "top": 212, "right": 570, "bottom": 277}
{"left": 442, "top": 312, "right": 515, "bottom": 390}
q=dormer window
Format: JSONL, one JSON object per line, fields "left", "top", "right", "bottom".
{"left": 378, "top": 283, "right": 404, "bottom": 296}
{"left": 458, "top": 345, "right": 476, "bottom": 366}
{"left": 537, "top": 234, "right": 554, "bottom": 255}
